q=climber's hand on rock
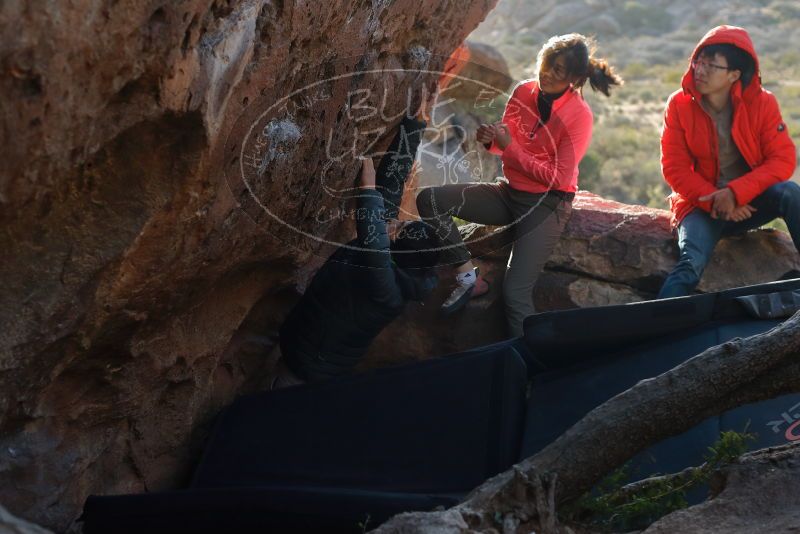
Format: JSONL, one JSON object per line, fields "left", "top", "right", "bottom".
{"left": 359, "top": 157, "right": 376, "bottom": 189}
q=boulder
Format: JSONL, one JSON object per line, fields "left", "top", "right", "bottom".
{"left": 643, "top": 443, "right": 800, "bottom": 533}
{"left": 3, "top": 2, "right": 798, "bottom": 530}
{"left": 367, "top": 191, "right": 800, "bottom": 365}
{"left": 0, "top": 505, "right": 53, "bottom": 534}
{"left": 416, "top": 101, "right": 504, "bottom": 188}
{"left": 415, "top": 40, "right": 512, "bottom": 190}
{"left": 438, "top": 40, "right": 513, "bottom": 102}
{"left": 0, "top": 0, "right": 498, "bottom": 529}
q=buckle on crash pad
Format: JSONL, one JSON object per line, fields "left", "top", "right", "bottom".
{"left": 735, "top": 290, "right": 800, "bottom": 319}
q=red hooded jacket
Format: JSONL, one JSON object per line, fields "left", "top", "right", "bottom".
{"left": 661, "top": 26, "right": 797, "bottom": 226}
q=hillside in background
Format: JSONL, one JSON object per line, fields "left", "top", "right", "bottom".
{"left": 469, "top": 0, "right": 800, "bottom": 209}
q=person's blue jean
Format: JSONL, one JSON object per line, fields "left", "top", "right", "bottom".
{"left": 658, "top": 181, "right": 800, "bottom": 299}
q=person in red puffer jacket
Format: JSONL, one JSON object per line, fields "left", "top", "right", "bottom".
{"left": 417, "top": 34, "right": 623, "bottom": 336}
{"left": 658, "top": 26, "right": 798, "bottom": 298}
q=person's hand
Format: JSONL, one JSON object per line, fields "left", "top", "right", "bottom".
{"left": 477, "top": 123, "right": 496, "bottom": 145}
{"left": 494, "top": 123, "right": 512, "bottom": 149}
{"left": 359, "top": 158, "right": 376, "bottom": 189}
{"left": 699, "top": 188, "right": 736, "bottom": 220}
{"left": 417, "top": 89, "right": 438, "bottom": 122}
{"left": 728, "top": 204, "right": 757, "bottom": 222}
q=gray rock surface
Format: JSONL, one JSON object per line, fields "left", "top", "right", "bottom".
{"left": 643, "top": 443, "right": 800, "bottom": 534}
{"left": 0, "top": 505, "right": 53, "bottom": 534}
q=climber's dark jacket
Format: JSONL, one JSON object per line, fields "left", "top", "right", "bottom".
{"left": 279, "top": 188, "right": 436, "bottom": 383}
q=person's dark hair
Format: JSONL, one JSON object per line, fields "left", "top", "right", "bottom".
{"left": 697, "top": 43, "right": 756, "bottom": 88}
{"left": 390, "top": 221, "right": 441, "bottom": 271}
{"left": 536, "top": 33, "right": 624, "bottom": 97}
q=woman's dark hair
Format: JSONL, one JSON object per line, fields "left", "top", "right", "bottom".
{"left": 390, "top": 221, "right": 441, "bottom": 271}
{"left": 697, "top": 43, "right": 756, "bottom": 88}
{"left": 536, "top": 33, "right": 624, "bottom": 97}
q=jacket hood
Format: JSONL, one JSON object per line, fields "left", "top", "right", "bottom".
{"left": 682, "top": 25, "right": 761, "bottom": 101}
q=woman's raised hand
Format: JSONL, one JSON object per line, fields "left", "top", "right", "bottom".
{"left": 493, "top": 123, "right": 512, "bottom": 149}
{"left": 477, "top": 123, "right": 496, "bottom": 145}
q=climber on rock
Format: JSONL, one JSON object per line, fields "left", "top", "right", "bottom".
{"left": 272, "top": 157, "right": 441, "bottom": 388}
{"left": 657, "top": 25, "right": 799, "bottom": 298}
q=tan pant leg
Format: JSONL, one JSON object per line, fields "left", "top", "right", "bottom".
{"left": 503, "top": 200, "right": 572, "bottom": 336}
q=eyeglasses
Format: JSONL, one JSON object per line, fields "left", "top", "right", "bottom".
{"left": 691, "top": 59, "right": 731, "bottom": 73}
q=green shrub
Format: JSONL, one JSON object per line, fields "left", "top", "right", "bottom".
{"left": 661, "top": 68, "right": 684, "bottom": 85}
{"left": 579, "top": 117, "right": 670, "bottom": 209}
{"left": 624, "top": 62, "right": 649, "bottom": 80}
{"left": 562, "top": 430, "right": 757, "bottom": 532}
{"left": 613, "top": 1, "right": 673, "bottom": 35}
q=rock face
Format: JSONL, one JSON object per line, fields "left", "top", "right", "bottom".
{"left": 368, "top": 192, "right": 800, "bottom": 364}
{"left": 416, "top": 100, "right": 505, "bottom": 187}
{"left": 0, "top": 0, "right": 497, "bottom": 530}
{"left": 3, "top": 2, "right": 799, "bottom": 531}
{"left": 438, "top": 40, "right": 512, "bottom": 102}
{"left": 0, "top": 505, "right": 53, "bottom": 534}
{"left": 415, "top": 39, "right": 511, "bottom": 190}
{"left": 643, "top": 443, "right": 800, "bottom": 533}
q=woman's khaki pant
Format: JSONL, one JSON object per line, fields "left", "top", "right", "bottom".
{"left": 416, "top": 181, "right": 571, "bottom": 336}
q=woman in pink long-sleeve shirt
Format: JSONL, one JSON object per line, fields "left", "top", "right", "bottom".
{"left": 417, "top": 33, "right": 623, "bottom": 336}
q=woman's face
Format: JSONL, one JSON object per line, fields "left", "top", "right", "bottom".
{"left": 539, "top": 54, "right": 572, "bottom": 95}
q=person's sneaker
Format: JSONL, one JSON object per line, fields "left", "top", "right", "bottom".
{"left": 441, "top": 282, "right": 475, "bottom": 315}
{"left": 441, "top": 268, "right": 490, "bottom": 315}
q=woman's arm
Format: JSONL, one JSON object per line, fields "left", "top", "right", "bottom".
{"left": 482, "top": 82, "right": 526, "bottom": 156}
{"left": 500, "top": 108, "right": 593, "bottom": 190}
